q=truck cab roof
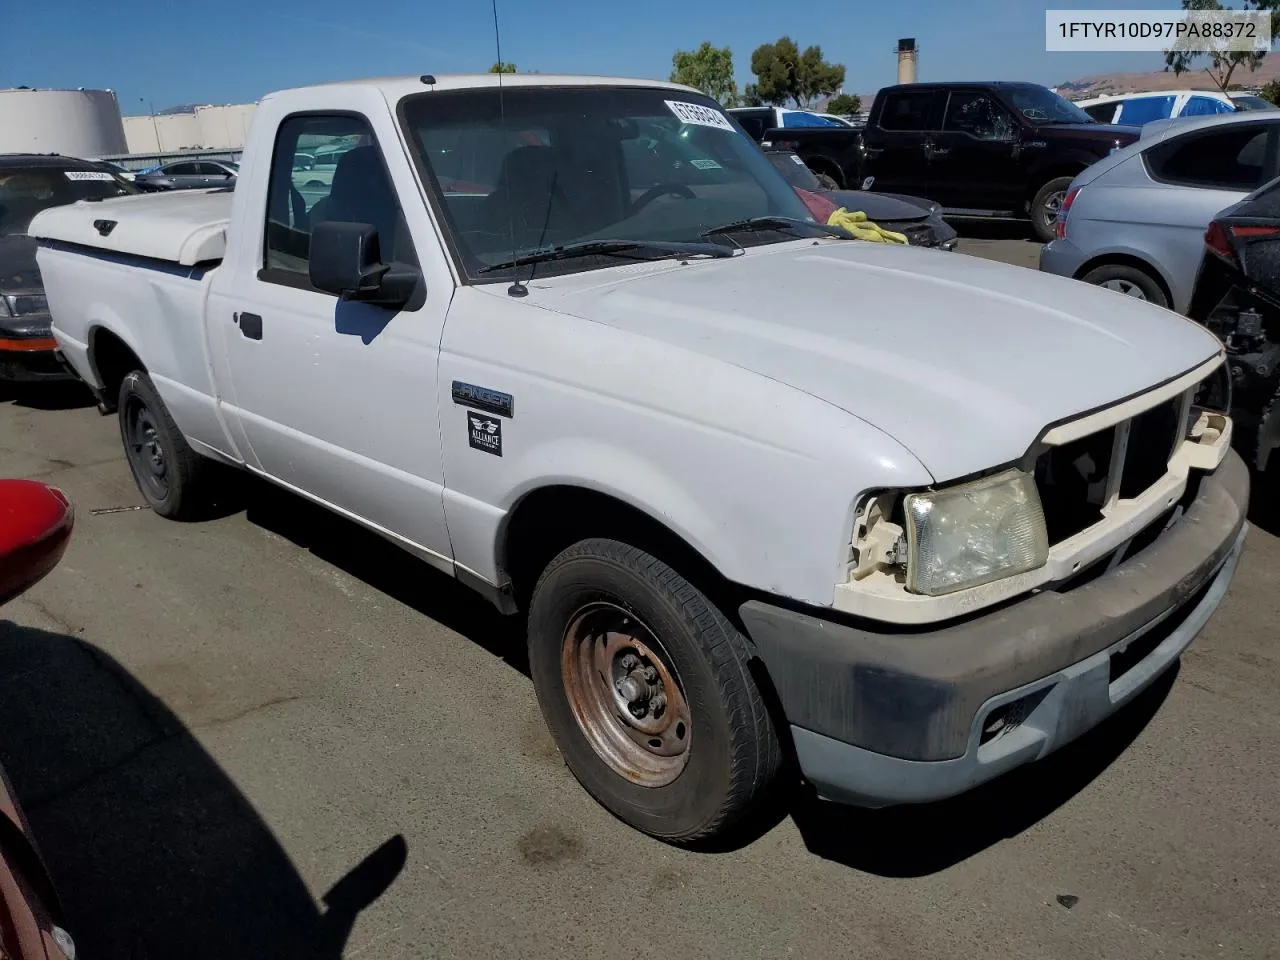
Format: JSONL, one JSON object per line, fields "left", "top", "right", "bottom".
{"left": 262, "top": 73, "right": 697, "bottom": 104}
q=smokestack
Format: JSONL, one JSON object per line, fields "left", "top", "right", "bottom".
{"left": 897, "top": 38, "right": 917, "bottom": 84}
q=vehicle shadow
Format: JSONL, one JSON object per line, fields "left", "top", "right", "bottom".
{"left": 241, "top": 478, "right": 529, "bottom": 676}
{"left": 0, "top": 381, "right": 95, "bottom": 411}
{"left": 945, "top": 216, "right": 1041, "bottom": 243}
{"left": 0, "top": 619, "right": 407, "bottom": 959}
{"left": 789, "top": 664, "right": 1177, "bottom": 876}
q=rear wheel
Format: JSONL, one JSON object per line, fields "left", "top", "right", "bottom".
{"left": 1081, "top": 263, "right": 1168, "bottom": 309}
{"left": 527, "top": 538, "right": 785, "bottom": 845}
{"left": 118, "top": 370, "right": 214, "bottom": 520}
{"left": 1030, "top": 176, "right": 1074, "bottom": 243}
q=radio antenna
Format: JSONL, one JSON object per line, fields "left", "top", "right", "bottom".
{"left": 491, "top": 0, "right": 526, "bottom": 298}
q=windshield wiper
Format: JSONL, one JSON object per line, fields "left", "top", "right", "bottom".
{"left": 478, "top": 238, "right": 733, "bottom": 273}
{"left": 700, "top": 216, "right": 848, "bottom": 240}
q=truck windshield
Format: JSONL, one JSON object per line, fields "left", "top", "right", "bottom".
{"left": 0, "top": 166, "right": 136, "bottom": 236}
{"left": 399, "top": 86, "right": 821, "bottom": 280}
{"left": 1001, "top": 86, "right": 1095, "bottom": 125}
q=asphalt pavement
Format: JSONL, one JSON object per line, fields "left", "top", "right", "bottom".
{"left": 2, "top": 229, "right": 1278, "bottom": 959}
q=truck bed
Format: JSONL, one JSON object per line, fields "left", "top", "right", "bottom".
{"left": 28, "top": 189, "right": 232, "bottom": 266}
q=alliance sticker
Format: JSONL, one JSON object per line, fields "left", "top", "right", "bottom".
{"left": 790, "top": 154, "right": 806, "bottom": 165}
{"left": 664, "top": 100, "right": 735, "bottom": 132}
{"left": 64, "top": 171, "right": 117, "bottom": 181}
{"left": 467, "top": 411, "right": 503, "bottom": 456}
{"left": 689, "top": 157, "right": 722, "bottom": 170}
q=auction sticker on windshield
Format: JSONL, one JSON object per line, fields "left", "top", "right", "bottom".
{"left": 64, "top": 171, "right": 117, "bottom": 181}
{"left": 665, "top": 100, "right": 735, "bottom": 131}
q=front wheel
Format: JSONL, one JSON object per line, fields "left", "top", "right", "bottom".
{"left": 118, "top": 369, "right": 214, "bottom": 520}
{"left": 1030, "top": 175, "right": 1074, "bottom": 243}
{"left": 527, "top": 538, "right": 785, "bottom": 845}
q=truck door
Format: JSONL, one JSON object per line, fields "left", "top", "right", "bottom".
{"left": 928, "top": 89, "right": 1022, "bottom": 210}
{"left": 208, "top": 109, "right": 454, "bottom": 569}
{"left": 862, "top": 88, "right": 938, "bottom": 195}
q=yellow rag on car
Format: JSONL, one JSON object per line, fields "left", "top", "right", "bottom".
{"left": 826, "top": 208, "right": 909, "bottom": 245}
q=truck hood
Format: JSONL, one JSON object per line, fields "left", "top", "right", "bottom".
{"left": 517, "top": 240, "right": 1222, "bottom": 481}
{"left": 1031, "top": 121, "right": 1141, "bottom": 144}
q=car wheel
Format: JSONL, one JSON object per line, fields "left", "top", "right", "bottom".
{"left": 1030, "top": 176, "right": 1075, "bottom": 243}
{"left": 1081, "top": 264, "right": 1168, "bottom": 309}
{"left": 815, "top": 172, "right": 840, "bottom": 191}
{"left": 527, "top": 538, "right": 786, "bottom": 845}
{"left": 117, "top": 369, "right": 214, "bottom": 520}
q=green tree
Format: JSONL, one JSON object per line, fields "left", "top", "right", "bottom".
{"left": 1163, "top": 0, "right": 1267, "bottom": 93}
{"left": 825, "top": 93, "right": 862, "bottom": 115}
{"left": 670, "top": 42, "right": 739, "bottom": 106}
{"left": 749, "top": 36, "right": 846, "bottom": 108}
{"left": 489, "top": 62, "right": 517, "bottom": 73}
{"left": 1261, "top": 77, "right": 1280, "bottom": 103}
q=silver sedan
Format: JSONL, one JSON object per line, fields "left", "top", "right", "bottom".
{"left": 1040, "top": 112, "right": 1280, "bottom": 312}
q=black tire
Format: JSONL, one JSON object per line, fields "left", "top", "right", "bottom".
{"left": 1081, "top": 263, "right": 1168, "bottom": 309}
{"left": 117, "top": 369, "right": 213, "bottom": 520}
{"left": 528, "top": 538, "right": 785, "bottom": 845}
{"left": 1030, "top": 175, "right": 1075, "bottom": 243}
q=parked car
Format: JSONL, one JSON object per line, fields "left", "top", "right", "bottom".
{"left": 0, "top": 154, "right": 136, "bottom": 381}
{"left": 133, "top": 159, "right": 238, "bottom": 192}
{"left": 1040, "top": 112, "right": 1280, "bottom": 311}
{"left": 89, "top": 159, "right": 137, "bottom": 181}
{"left": 1077, "top": 89, "right": 1276, "bottom": 126}
{"left": 727, "top": 106, "right": 846, "bottom": 138}
{"left": 861, "top": 82, "right": 1140, "bottom": 241}
{"left": 1186, "top": 175, "right": 1280, "bottom": 473}
{"left": 0, "top": 478, "right": 76, "bottom": 960}
{"left": 31, "top": 73, "right": 1247, "bottom": 845}
{"left": 762, "top": 144, "right": 958, "bottom": 249}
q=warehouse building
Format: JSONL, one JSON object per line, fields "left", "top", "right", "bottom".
{"left": 122, "top": 102, "right": 257, "bottom": 153}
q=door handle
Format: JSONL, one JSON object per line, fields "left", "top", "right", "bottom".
{"left": 236, "top": 312, "right": 263, "bottom": 340}
{"left": 930, "top": 145, "right": 950, "bottom": 157}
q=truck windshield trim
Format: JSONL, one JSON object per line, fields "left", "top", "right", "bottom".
{"left": 396, "top": 85, "right": 819, "bottom": 283}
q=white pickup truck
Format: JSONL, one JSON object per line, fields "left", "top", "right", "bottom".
{"left": 30, "top": 74, "right": 1249, "bottom": 845}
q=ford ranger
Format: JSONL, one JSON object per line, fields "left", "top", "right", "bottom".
{"left": 29, "top": 74, "right": 1248, "bottom": 846}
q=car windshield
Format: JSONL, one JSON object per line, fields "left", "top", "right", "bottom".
{"left": 399, "top": 85, "right": 820, "bottom": 280}
{"left": 764, "top": 150, "right": 823, "bottom": 191}
{"left": 1002, "top": 86, "right": 1095, "bottom": 124}
{"left": 1232, "top": 95, "right": 1276, "bottom": 111}
{"left": 0, "top": 166, "right": 136, "bottom": 236}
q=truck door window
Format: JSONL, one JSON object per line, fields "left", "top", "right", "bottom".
{"left": 1082, "top": 102, "right": 1118, "bottom": 123}
{"left": 262, "top": 114, "right": 418, "bottom": 288}
{"left": 878, "top": 90, "right": 935, "bottom": 131}
{"left": 943, "top": 92, "right": 1015, "bottom": 140}
{"left": 1116, "top": 95, "right": 1176, "bottom": 125}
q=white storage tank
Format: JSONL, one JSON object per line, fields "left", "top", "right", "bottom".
{"left": 0, "top": 88, "right": 128, "bottom": 157}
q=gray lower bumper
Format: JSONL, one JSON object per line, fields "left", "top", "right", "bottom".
{"left": 1038, "top": 237, "right": 1086, "bottom": 278}
{"left": 741, "top": 450, "right": 1250, "bottom": 807}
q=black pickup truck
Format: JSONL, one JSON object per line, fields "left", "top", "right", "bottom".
{"left": 748, "top": 82, "right": 1140, "bottom": 242}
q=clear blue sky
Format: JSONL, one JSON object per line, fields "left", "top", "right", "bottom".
{"left": 5, "top": 0, "right": 1184, "bottom": 114}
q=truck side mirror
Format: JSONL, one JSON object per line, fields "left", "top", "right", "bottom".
{"left": 309, "top": 220, "right": 422, "bottom": 310}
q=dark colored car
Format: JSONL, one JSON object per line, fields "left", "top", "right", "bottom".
{"left": 0, "top": 155, "right": 137, "bottom": 381}
{"left": 133, "top": 159, "right": 238, "bottom": 192}
{"left": 762, "top": 145, "right": 957, "bottom": 249}
{"left": 860, "top": 82, "right": 1141, "bottom": 241}
{"left": 1187, "top": 175, "right": 1280, "bottom": 474}
{"left": 0, "top": 478, "right": 76, "bottom": 960}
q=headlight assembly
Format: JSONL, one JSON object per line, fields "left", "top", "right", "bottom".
{"left": 904, "top": 469, "right": 1048, "bottom": 596}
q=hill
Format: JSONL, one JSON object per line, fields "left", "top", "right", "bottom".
{"left": 1055, "top": 60, "right": 1280, "bottom": 99}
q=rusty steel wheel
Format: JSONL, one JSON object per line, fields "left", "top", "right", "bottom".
{"left": 561, "top": 602, "right": 692, "bottom": 788}
{"left": 528, "top": 538, "right": 786, "bottom": 845}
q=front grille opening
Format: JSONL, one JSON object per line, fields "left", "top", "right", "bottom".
{"left": 1035, "top": 426, "right": 1114, "bottom": 543}
{"left": 1109, "top": 575, "right": 1214, "bottom": 684}
{"left": 1119, "top": 398, "right": 1181, "bottom": 499}
{"left": 979, "top": 687, "right": 1051, "bottom": 746}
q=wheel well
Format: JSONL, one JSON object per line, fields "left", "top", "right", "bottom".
{"left": 803, "top": 156, "right": 844, "bottom": 188}
{"left": 89, "top": 328, "right": 144, "bottom": 413}
{"left": 1026, "top": 166, "right": 1084, "bottom": 205}
{"left": 500, "top": 486, "right": 737, "bottom": 614}
{"left": 1073, "top": 253, "right": 1173, "bottom": 305}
